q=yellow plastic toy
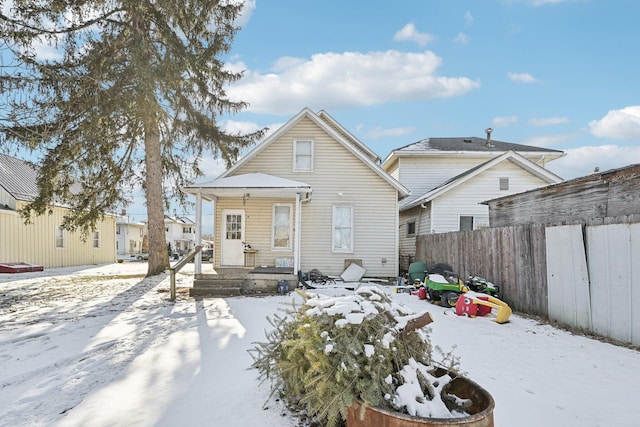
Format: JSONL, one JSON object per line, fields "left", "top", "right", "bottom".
{"left": 455, "top": 292, "right": 512, "bottom": 324}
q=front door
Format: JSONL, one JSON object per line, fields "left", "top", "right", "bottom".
{"left": 221, "top": 210, "right": 245, "bottom": 266}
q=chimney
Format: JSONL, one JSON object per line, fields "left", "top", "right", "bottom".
{"left": 121, "top": 208, "right": 126, "bottom": 216}
{"left": 485, "top": 128, "right": 494, "bottom": 147}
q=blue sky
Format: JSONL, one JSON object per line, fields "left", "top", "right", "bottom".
{"left": 4, "top": 0, "right": 640, "bottom": 225}
{"left": 217, "top": 0, "right": 640, "bottom": 181}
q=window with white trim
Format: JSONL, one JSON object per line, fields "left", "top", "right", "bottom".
{"left": 272, "top": 204, "right": 292, "bottom": 250}
{"left": 332, "top": 205, "right": 353, "bottom": 252}
{"left": 499, "top": 177, "right": 509, "bottom": 191}
{"left": 294, "top": 140, "right": 313, "bottom": 172}
{"left": 407, "top": 221, "right": 416, "bottom": 236}
{"left": 55, "top": 226, "right": 65, "bottom": 248}
{"left": 92, "top": 230, "right": 101, "bottom": 248}
{"left": 459, "top": 216, "right": 474, "bottom": 231}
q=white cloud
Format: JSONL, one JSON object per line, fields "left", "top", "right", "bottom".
{"left": 492, "top": 116, "right": 519, "bottom": 127}
{"left": 507, "top": 72, "right": 540, "bottom": 83}
{"left": 364, "top": 126, "right": 415, "bottom": 139}
{"left": 236, "top": 0, "right": 256, "bottom": 28}
{"left": 393, "top": 23, "right": 435, "bottom": 47}
{"left": 453, "top": 32, "right": 470, "bottom": 44}
{"left": 226, "top": 50, "right": 480, "bottom": 115}
{"left": 546, "top": 145, "right": 640, "bottom": 180}
{"left": 522, "top": 132, "right": 579, "bottom": 148}
{"left": 464, "top": 11, "right": 474, "bottom": 25}
{"left": 529, "top": 117, "right": 570, "bottom": 126}
{"left": 589, "top": 106, "right": 640, "bottom": 141}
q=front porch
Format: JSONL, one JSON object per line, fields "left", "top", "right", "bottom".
{"left": 190, "top": 266, "right": 298, "bottom": 297}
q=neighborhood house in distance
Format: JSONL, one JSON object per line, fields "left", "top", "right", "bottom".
{"left": 0, "top": 153, "right": 116, "bottom": 269}
{"left": 381, "top": 132, "right": 565, "bottom": 268}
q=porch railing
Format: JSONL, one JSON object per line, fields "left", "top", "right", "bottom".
{"left": 169, "top": 245, "right": 202, "bottom": 301}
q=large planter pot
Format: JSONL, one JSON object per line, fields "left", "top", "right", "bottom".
{"left": 347, "top": 376, "right": 495, "bottom": 427}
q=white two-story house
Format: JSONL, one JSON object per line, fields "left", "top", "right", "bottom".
{"left": 381, "top": 132, "right": 565, "bottom": 267}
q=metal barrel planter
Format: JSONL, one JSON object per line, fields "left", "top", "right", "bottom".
{"left": 347, "top": 375, "right": 495, "bottom": 427}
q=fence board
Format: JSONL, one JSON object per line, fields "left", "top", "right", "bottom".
{"left": 587, "top": 223, "right": 639, "bottom": 345}
{"left": 545, "top": 225, "right": 592, "bottom": 330}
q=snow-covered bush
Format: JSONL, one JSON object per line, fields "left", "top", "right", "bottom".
{"left": 250, "top": 285, "right": 466, "bottom": 427}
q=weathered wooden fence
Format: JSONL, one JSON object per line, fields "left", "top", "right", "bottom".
{"left": 416, "top": 220, "right": 640, "bottom": 345}
{"left": 416, "top": 224, "right": 549, "bottom": 317}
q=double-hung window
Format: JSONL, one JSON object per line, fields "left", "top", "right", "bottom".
{"left": 55, "top": 226, "right": 65, "bottom": 248}
{"left": 294, "top": 140, "right": 313, "bottom": 172}
{"left": 272, "top": 204, "right": 292, "bottom": 250}
{"left": 92, "top": 230, "right": 101, "bottom": 248}
{"left": 332, "top": 205, "right": 353, "bottom": 252}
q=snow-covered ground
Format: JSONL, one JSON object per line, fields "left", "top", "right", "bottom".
{"left": 1, "top": 262, "right": 639, "bottom": 427}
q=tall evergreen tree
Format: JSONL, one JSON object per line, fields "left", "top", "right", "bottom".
{"left": 0, "top": 0, "right": 262, "bottom": 275}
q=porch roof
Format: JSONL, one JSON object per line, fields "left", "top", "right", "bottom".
{"left": 182, "top": 172, "right": 312, "bottom": 201}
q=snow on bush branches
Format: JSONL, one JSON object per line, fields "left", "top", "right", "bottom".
{"left": 249, "top": 285, "right": 467, "bottom": 427}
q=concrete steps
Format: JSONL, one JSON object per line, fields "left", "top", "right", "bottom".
{"left": 190, "top": 268, "right": 298, "bottom": 297}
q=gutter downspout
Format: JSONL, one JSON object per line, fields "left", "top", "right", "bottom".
{"left": 295, "top": 191, "right": 312, "bottom": 275}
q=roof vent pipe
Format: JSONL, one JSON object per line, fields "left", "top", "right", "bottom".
{"left": 485, "top": 128, "right": 493, "bottom": 146}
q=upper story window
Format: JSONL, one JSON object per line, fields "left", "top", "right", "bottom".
{"left": 294, "top": 140, "right": 314, "bottom": 172}
{"left": 183, "top": 226, "right": 193, "bottom": 234}
{"left": 499, "top": 177, "right": 509, "bottom": 191}
{"left": 92, "top": 230, "right": 101, "bottom": 248}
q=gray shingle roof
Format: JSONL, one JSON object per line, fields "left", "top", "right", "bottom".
{"left": 395, "top": 137, "right": 563, "bottom": 154}
{"left": 0, "top": 153, "right": 40, "bottom": 202}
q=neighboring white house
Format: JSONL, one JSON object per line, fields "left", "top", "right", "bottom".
{"left": 0, "top": 153, "right": 116, "bottom": 268}
{"left": 381, "top": 134, "right": 565, "bottom": 267}
{"left": 116, "top": 212, "right": 146, "bottom": 257}
{"left": 183, "top": 107, "right": 410, "bottom": 278}
{"left": 164, "top": 215, "right": 196, "bottom": 255}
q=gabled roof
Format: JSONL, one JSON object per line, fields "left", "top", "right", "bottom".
{"left": 400, "top": 151, "right": 563, "bottom": 211}
{"left": 165, "top": 215, "right": 195, "bottom": 225}
{"left": 218, "top": 107, "right": 410, "bottom": 197}
{"left": 0, "top": 153, "right": 40, "bottom": 202}
{"left": 382, "top": 136, "right": 565, "bottom": 167}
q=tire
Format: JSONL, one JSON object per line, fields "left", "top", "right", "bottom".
{"left": 137, "top": 256, "right": 143, "bottom": 260}
{"left": 441, "top": 291, "right": 459, "bottom": 308}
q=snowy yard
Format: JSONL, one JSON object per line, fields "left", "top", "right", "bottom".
{"left": 1, "top": 262, "right": 639, "bottom": 427}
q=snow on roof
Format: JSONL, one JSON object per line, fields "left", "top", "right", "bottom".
{"left": 188, "top": 172, "right": 311, "bottom": 190}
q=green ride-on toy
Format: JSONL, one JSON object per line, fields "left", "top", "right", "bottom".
{"left": 424, "top": 270, "right": 470, "bottom": 308}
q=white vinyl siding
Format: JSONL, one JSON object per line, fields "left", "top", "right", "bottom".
{"left": 293, "top": 140, "right": 313, "bottom": 172}
{"left": 431, "top": 162, "right": 550, "bottom": 233}
{"left": 332, "top": 205, "right": 353, "bottom": 253}
{"left": 272, "top": 204, "right": 292, "bottom": 250}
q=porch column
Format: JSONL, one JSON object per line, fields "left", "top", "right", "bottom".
{"left": 195, "top": 192, "right": 203, "bottom": 274}
{"left": 294, "top": 192, "right": 301, "bottom": 275}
